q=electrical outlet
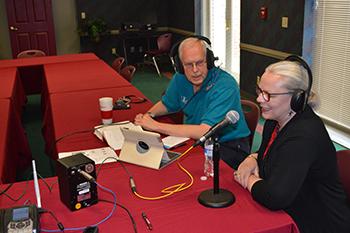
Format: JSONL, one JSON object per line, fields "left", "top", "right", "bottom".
{"left": 81, "top": 12, "right": 86, "bottom": 19}
{"left": 111, "top": 48, "right": 116, "bottom": 54}
{"left": 281, "top": 17, "right": 288, "bottom": 28}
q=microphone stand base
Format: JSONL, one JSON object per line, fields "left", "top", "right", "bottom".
{"left": 198, "top": 188, "right": 235, "bottom": 208}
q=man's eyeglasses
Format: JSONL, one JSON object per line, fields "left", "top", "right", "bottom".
{"left": 183, "top": 59, "right": 207, "bottom": 70}
{"left": 256, "top": 86, "right": 294, "bottom": 102}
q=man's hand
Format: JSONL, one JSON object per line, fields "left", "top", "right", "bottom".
{"left": 134, "top": 113, "right": 159, "bottom": 131}
{"left": 134, "top": 112, "right": 211, "bottom": 139}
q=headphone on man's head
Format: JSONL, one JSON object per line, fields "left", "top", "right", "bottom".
{"left": 284, "top": 55, "right": 313, "bottom": 113}
{"left": 170, "top": 35, "right": 217, "bottom": 74}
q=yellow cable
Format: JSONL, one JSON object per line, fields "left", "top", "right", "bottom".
{"left": 133, "top": 145, "right": 195, "bottom": 200}
{"left": 177, "top": 145, "right": 194, "bottom": 160}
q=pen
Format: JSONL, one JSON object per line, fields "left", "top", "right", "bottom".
{"left": 142, "top": 212, "right": 153, "bottom": 230}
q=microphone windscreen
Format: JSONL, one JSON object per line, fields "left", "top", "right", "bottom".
{"left": 226, "top": 110, "right": 239, "bottom": 124}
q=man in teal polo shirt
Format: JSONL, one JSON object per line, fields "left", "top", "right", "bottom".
{"left": 135, "top": 37, "right": 250, "bottom": 169}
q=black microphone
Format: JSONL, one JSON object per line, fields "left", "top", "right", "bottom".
{"left": 193, "top": 110, "right": 239, "bottom": 147}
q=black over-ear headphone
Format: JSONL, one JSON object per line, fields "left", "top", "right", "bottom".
{"left": 170, "top": 35, "right": 217, "bottom": 74}
{"left": 284, "top": 55, "right": 313, "bottom": 112}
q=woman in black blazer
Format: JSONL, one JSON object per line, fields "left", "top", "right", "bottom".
{"left": 234, "top": 57, "right": 350, "bottom": 233}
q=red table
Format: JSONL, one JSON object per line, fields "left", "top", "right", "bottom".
{"left": 0, "top": 53, "right": 100, "bottom": 94}
{"left": 0, "top": 149, "right": 299, "bottom": 233}
{"left": 43, "top": 59, "right": 131, "bottom": 95}
{"left": 42, "top": 86, "right": 153, "bottom": 159}
{"left": 0, "top": 53, "right": 99, "bottom": 68}
{"left": 41, "top": 59, "right": 132, "bottom": 118}
{"left": 0, "top": 67, "right": 27, "bottom": 115}
{"left": 0, "top": 99, "right": 32, "bottom": 183}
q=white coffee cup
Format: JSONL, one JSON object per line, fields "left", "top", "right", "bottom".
{"left": 99, "top": 97, "right": 113, "bottom": 125}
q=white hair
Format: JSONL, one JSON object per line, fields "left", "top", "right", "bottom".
{"left": 265, "top": 60, "right": 319, "bottom": 109}
{"left": 178, "top": 37, "right": 207, "bottom": 61}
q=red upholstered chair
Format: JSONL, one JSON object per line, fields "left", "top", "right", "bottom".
{"left": 241, "top": 99, "right": 261, "bottom": 150}
{"left": 144, "top": 33, "right": 172, "bottom": 77}
{"left": 17, "top": 49, "right": 46, "bottom": 58}
{"left": 120, "top": 65, "right": 136, "bottom": 82}
{"left": 111, "top": 56, "right": 125, "bottom": 73}
{"left": 336, "top": 150, "right": 350, "bottom": 204}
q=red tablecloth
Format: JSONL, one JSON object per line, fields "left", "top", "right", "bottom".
{"left": 43, "top": 59, "right": 131, "bottom": 95}
{"left": 0, "top": 149, "right": 299, "bottom": 233}
{"left": 0, "top": 53, "right": 99, "bottom": 68}
{"left": 0, "top": 99, "right": 32, "bottom": 183}
{"left": 42, "top": 86, "right": 153, "bottom": 159}
{"left": 41, "top": 59, "right": 132, "bottom": 118}
{"left": 0, "top": 53, "right": 100, "bottom": 94}
{"left": 0, "top": 67, "right": 27, "bottom": 115}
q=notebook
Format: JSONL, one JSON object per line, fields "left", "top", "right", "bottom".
{"left": 119, "top": 127, "right": 181, "bottom": 170}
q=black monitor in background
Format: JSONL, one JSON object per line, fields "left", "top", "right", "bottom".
{"left": 121, "top": 22, "right": 156, "bottom": 32}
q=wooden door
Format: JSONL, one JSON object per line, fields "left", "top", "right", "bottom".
{"left": 5, "top": 0, "right": 57, "bottom": 58}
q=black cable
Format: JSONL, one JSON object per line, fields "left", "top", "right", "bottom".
{"left": 0, "top": 183, "right": 13, "bottom": 195}
{"left": 1, "top": 182, "right": 27, "bottom": 202}
{"left": 95, "top": 156, "right": 134, "bottom": 185}
{"left": 55, "top": 121, "right": 131, "bottom": 145}
{"left": 39, "top": 208, "right": 65, "bottom": 231}
{"left": 0, "top": 171, "right": 58, "bottom": 202}
{"left": 37, "top": 172, "right": 57, "bottom": 192}
{"left": 118, "top": 161, "right": 133, "bottom": 178}
{"left": 96, "top": 156, "right": 137, "bottom": 194}
{"left": 55, "top": 128, "right": 93, "bottom": 146}
{"left": 99, "top": 199, "right": 138, "bottom": 233}
{"left": 0, "top": 173, "right": 32, "bottom": 201}
{"left": 95, "top": 157, "right": 119, "bottom": 177}
{"left": 52, "top": 121, "right": 131, "bottom": 157}
{"left": 116, "top": 161, "right": 138, "bottom": 193}
{"left": 95, "top": 155, "right": 138, "bottom": 232}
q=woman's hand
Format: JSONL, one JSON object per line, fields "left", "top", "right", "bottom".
{"left": 234, "top": 153, "right": 259, "bottom": 189}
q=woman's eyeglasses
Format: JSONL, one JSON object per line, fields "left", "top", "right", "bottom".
{"left": 256, "top": 86, "right": 294, "bottom": 102}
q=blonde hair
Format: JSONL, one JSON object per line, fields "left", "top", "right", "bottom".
{"left": 265, "top": 60, "right": 319, "bottom": 109}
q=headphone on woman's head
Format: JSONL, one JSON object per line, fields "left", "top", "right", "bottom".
{"left": 170, "top": 35, "right": 217, "bottom": 74}
{"left": 284, "top": 55, "right": 313, "bottom": 113}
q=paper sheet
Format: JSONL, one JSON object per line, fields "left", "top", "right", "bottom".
{"left": 94, "top": 121, "right": 143, "bottom": 150}
{"left": 162, "top": 136, "right": 189, "bottom": 149}
{"left": 58, "top": 147, "right": 118, "bottom": 164}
